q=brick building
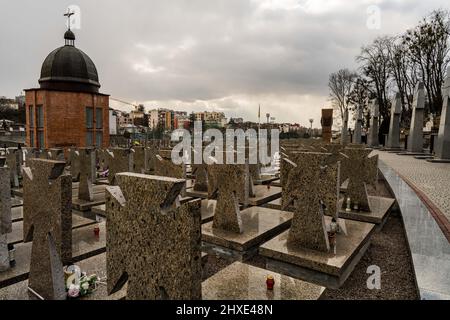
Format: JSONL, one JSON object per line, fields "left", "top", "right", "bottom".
{"left": 24, "top": 29, "right": 109, "bottom": 149}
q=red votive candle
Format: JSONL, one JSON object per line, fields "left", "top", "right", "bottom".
{"left": 266, "top": 275, "right": 275, "bottom": 290}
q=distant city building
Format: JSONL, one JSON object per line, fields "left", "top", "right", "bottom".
{"left": 24, "top": 28, "right": 109, "bottom": 149}
{"left": 109, "top": 109, "right": 118, "bottom": 135}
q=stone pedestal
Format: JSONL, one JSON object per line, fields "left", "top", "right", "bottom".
{"left": 341, "top": 109, "right": 349, "bottom": 145}
{"left": 368, "top": 100, "right": 380, "bottom": 148}
{"left": 321, "top": 109, "right": 333, "bottom": 143}
{"left": 354, "top": 106, "right": 363, "bottom": 144}
{"left": 202, "top": 262, "right": 325, "bottom": 300}
{"left": 408, "top": 83, "right": 425, "bottom": 153}
{"left": 434, "top": 67, "right": 450, "bottom": 160}
{"left": 387, "top": 93, "right": 402, "bottom": 150}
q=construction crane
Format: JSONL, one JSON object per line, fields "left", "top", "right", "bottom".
{"left": 110, "top": 97, "right": 145, "bottom": 144}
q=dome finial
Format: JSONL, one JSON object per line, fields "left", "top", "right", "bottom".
{"left": 63, "top": 9, "right": 76, "bottom": 46}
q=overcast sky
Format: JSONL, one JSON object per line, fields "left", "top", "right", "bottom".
{"left": 1, "top": 0, "right": 448, "bottom": 126}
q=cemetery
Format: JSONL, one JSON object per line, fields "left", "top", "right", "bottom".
{"left": 1, "top": 2, "right": 450, "bottom": 304}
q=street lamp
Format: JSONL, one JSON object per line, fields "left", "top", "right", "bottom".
{"left": 309, "top": 119, "right": 314, "bottom": 136}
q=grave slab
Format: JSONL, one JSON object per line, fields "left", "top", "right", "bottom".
{"left": 337, "top": 196, "right": 395, "bottom": 225}
{"left": 260, "top": 217, "right": 376, "bottom": 289}
{"left": 202, "top": 207, "right": 292, "bottom": 260}
{"left": 202, "top": 261, "right": 325, "bottom": 300}
{"left": 0, "top": 221, "right": 106, "bottom": 289}
{"left": 8, "top": 214, "right": 97, "bottom": 245}
{"left": 72, "top": 193, "right": 106, "bottom": 212}
{"left": 0, "top": 253, "right": 126, "bottom": 300}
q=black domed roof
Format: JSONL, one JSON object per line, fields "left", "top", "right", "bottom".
{"left": 39, "top": 30, "right": 101, "bottom": 93}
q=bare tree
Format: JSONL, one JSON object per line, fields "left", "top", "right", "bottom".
{"left": 386, "top": 36, "right": 419, "bottom": 126}
{"left": 328, "top": 69, "right": 357, "bottom": 123}
{"left": 357, "top": 36, "right": 393, "bottom": 121}
{"left": 403, "top": 9, "right": 450, "bottom": 115}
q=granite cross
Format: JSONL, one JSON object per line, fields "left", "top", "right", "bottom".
{"left": 23, "top": 159, "right": 72, "bottom": 300}
{"left": 340, "top": 148, "right": 378, "bottom": 212}
{"left": 207, "top": 163, "right": 249, "bottom": 233}
{"left": 106, "top": 173, "right": 202, "bottom": 300}
{"left": 282, "top": 152, "right": 340, "bottom": 252}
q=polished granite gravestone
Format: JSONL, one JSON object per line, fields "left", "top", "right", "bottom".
{"left": 6, "top": 148, "right": 20, "bottom": 188}
{"left": 202, "top": 261, "right": 325, "bottom": 300}
{"left": 106, "top": 173, "right": 202, "bottom": 300}
{"left": 260, "top": 152, "right": 376, "bottom": 288}
{"left": 368, "top": 99, "right": 380, "bottom": 148}
{"left": 0, "top": 165, "right": 11, "bottom": 272}
{"left": 0, "top": 221, "right": 106, "bottom": 289}
{"left": 386, "top": 93, "right": 402, "bottom": 150}
{"left": 203, "top": 164, "right": 292, "bottom": 260}
{"left": 337, "top": 148, "right": 395, "bottom": 225}
{"left": 22, "top": 159, "right": 72, "bottom": 300}
{"left": 8, "top": 213, "right": 96, "bottom": 245}
{"left": 105, "top": 148, "right": 134, "bottom": 184}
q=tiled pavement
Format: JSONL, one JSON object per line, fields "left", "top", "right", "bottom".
{"left": 373, "top": 150, "right": 450, "bottom": 227}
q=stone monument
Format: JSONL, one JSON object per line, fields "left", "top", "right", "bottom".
{"left": 386, "top": 93, "right": 402, "bottom": 150}
{"left": 76, "top": 148, "right": 96, "bottom": 201}
{"left": 434, "top": 67, "right": 450, "bottom": 161}
{"left": 341, "top": 109, "right": 349, "bottom": 145}
{"left": 106, "top": 173, "right": 202, "bottom": 300}
{"left": 207, "top": 164, "right": 249, "bottom": 233}
{"left": 354, "top": 105, "right": 363, "bottom": 144}
{"left": 22, "top": 159, "right": 72, "bottom": 300}
{"left": 340, "top": 148, "right": 378, "bottom": 212}
{"left": 407, "top": 82, "right": 426, "bottom": 154}
{"left": 281, "top": 152, "right": 339, "bottom": 252}
{"left": 106, "top": 148, "right": 134, "bottom": 184}
{"left": 0, "top": 161, "right": 11, "bottom": 272}
{"left": 321, "top": 109, "right": 333, "bottom": 143}
{"left": 368, "top": 99, "right": 380, "bottom": 148}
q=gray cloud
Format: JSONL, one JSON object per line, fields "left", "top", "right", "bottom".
{"left": 0, "top": 0, "right": 448, "bottom": 125}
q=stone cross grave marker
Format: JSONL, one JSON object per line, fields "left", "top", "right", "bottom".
{"left": 22, "top": 159, "right": 72, "bottom": 300}
{"left": 106, "top": 148, "right": 133, "bottom": 184}
{"left": 208, "top": 163, "right": 249, "bottom": 233}
{"left": 340, "top": 148, "right": 378, "bottom": 212}
{"left": 106, "top": 173, "right": 202, "bottom": 300}
{"left": 282, "top": 152, "right": 339, "bottom": 252}
{"left": 75, "top": 148, "right": 96, "bottom": 201}
{"left": 6, "top": 148, "right": 20, "bottom": 188}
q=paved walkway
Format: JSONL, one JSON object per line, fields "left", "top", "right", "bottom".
{"left": 373, "top": 150, "right": 450, "bottom": 235}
